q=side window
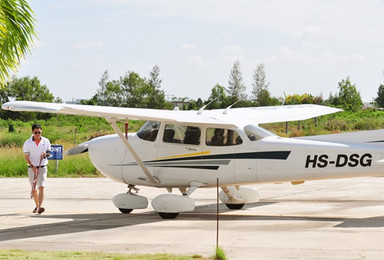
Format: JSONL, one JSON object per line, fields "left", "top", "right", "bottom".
{"left": 206, "top": 128, "right": 243, "bottom": 146}
{"left": 137, "top": 121, "right": 160, "bottom": 142}
{"left": 163, "top": 124, "right": 201, "bottom": 145}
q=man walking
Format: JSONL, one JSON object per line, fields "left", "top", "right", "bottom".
{"left": 23, "top": 123, "right": 51, "bottom": 214}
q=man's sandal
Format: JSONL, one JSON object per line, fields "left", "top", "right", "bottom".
{"left": 38, "top": 207, "right": 45, "bottom": 214}
{"left": 33, "top": 207, "right": 38, "bottom": 213}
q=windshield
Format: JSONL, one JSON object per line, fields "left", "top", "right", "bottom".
{"left": 137, "top": 121, "right": 160, "bottom": 142}
{"left": 244, "top": 125, "right": 276, "bottom": 141}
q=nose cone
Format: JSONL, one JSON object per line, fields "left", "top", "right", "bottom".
{"left": 86, "top": 134, "right": 127, "bottom": 183}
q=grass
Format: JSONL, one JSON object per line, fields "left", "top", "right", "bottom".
{"left": 0, "top": 117, "right": 144, "bottom": 177}
{"left": 0, "top": 141, "right": 100, "bottom": 177}
{"left": 0, "top": 249, "right": 207, "bottom": 259}
{"left": 214, "top": 247, "right": 227, "bottom": 260}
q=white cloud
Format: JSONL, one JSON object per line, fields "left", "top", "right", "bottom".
{"left": 266, "top": 47, "right": 367, "bottom": 65}
{"left": 302, "top": 41, "right": 323, "bottom": 49}
{"left": 292, "top": 25, "right": 324, "bottom": 38}
{"left": 220, "top": 32, "right": 231, "bottom": 38}
{"left": 188, "top": 55, "right": 215, "bottom": 67}
{"left": 181, "top": 43, "right": 197, "bottom": 50}
{"left": 73, "top": 41, "right": 104, "bottom": 50}
{"left": 220, "top": 45, "right": 244, "bottom": 53}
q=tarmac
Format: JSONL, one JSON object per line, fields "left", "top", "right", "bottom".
{"left": 1, "top": 177, "right": 384, "bottom": 259}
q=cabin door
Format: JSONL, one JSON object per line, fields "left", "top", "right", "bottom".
{"left": 155, "top": 124, "right": 203, "bottom": 185}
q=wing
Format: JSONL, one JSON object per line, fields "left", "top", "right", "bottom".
{"left": 1, "top": 101, "right": 341, "bottom": 127}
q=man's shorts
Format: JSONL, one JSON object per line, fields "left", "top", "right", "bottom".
{"left": 28, "top": 167, "right": 48, "bottom": 188}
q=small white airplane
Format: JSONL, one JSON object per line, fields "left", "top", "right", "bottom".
{"left": 3, "top": 101, "right": 384, "bottom": 219}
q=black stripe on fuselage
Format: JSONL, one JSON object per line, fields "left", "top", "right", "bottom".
{"left": 148, "top": 151, "right": 291, "bottom": 164}
{"left": 111, "top": 151, "right": 291, "bottom": 170}
{"left": 368, "top": 140, "right": 384, "bottom": 143}
{"left": 156, "top": 165, "right": 220, "bottom": 170}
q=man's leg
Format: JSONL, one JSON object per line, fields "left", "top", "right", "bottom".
{"left": 37, "top": 167, "right": 47, "bottom": 214}
{"left": 38, "top": 187, "right": 44, "bottom": 209}
{"left": 33, "top": 190, "right": 39, "bottom": 208}
{"left": 29, "top": 168, "right": 39, "bottom": 212}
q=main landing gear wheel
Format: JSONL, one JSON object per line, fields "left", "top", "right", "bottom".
{"left": 158, "top": 212, "right": 179, "bottom": 219}
{"left": 119, "top": 208, "right": 133, "bottom": 214}
{"left": 225, "top": 203, "right": 245, "bottom": 210}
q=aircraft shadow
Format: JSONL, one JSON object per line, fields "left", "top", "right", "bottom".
{"left": 1, "top": 202, "right": 382, "bottom": 242}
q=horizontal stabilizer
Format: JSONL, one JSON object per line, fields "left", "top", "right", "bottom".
{"left": 66, "top": 145, "right": 88, "bottom": 156}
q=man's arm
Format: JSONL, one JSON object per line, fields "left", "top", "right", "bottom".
{"left": 24, "top": 153, "right": 32, "bottom": 166}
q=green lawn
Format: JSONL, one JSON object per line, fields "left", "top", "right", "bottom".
{"left": 0, "top": 250, "right": 207, "bottom": 259}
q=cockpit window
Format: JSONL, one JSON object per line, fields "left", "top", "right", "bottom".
{"left": 244, "top": 124, "right": 275, "bottom": 141}
{"left": 137, "top": 121, "right": 160, "bottom": 142}
{"left": 163, "top": 124, "right": 201, "bottom": 145}
{"left": 206, "top": 128, "right": 243, "bottom": 146}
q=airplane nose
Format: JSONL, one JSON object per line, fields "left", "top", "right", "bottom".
{"left": 85, "top": 135, "right": 126, "bottom": 183}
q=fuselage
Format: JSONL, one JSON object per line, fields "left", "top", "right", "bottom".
{"left": 84, "top": 121, "right": 384, "bottom": 188}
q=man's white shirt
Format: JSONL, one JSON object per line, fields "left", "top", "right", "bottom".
{"left": 23, "top": 136, "right": 51, "bottom": 166}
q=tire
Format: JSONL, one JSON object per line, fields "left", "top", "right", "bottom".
{"left": 158, "top": 212, "right": 179, "bottom": 219}
{"left": 226, "top": 203, "right": 245, "bottom": 210}
{"left": 119, "top": 208, "right": 133, "bottom": 214}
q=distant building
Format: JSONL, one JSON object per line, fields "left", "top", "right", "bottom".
{"left": 65, "top": 99, "right": 84, "bottom": 104}
{"left": 363, "top": 102, "right": 374, "bottom": 109}
{"left": 172, "top": 100, "right": 190, "bottom": 109}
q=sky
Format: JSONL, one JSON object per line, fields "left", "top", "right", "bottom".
{"left": 15, "top": 0, "right": 384, "bottom": 103}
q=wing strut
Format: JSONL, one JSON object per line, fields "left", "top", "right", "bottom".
{"left": 107, "top": 118, "right": 159, "bottom": 185}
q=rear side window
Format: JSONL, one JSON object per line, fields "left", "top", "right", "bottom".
{"left": 206, "top": 128, "right": 243, "bottom": 146}
{"left": 163, "top": 124, "right": 201, "bottom": 145}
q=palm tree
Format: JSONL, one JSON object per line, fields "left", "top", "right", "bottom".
{"left": 0, "top": 0, "right": 36, "bottom": 86}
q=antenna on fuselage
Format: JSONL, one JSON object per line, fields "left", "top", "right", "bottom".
{"left": 197, "top": 97, "right": 218, "bottom": 115}
{"left": 223, "top": 100, "right": 239, "bottom": 114}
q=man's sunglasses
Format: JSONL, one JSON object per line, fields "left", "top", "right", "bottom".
{"left": 33, "top": 131, "right": 41, "bottom": 135}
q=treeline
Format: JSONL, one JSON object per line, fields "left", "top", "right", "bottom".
{"left": 1, "top": 61, "right": 384, "bottom": 122}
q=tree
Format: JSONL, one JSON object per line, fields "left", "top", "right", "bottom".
{"left": 252, "top": 63, "right": 272, "bottom": 106}
{"left": 329, "top": 76, "right": 363, "bottom": 111}
{"left": 143, "top": 65, "right": 166, "bottom": 109}
{"left": 375, "top": 84, "right": 384, "bottom": 108}
{"left": 206, "top": 84, "right": 229, "bottom": 109}
{"left": 0, "top": 0, "right": 36, "bottom": 86}
{"left": 94, "top": 70, "right": 124, "bottom": 106}
{"left": 283, "top": 93, "right": 323, "bottom": 105}
{"left": 7, "top": 76, "right": 54, "bottom": 102}
{"left": 95, "top": 70, "right": 110, "bottom": 106}
{"left": 227, "top": 60, "right": 247, "bottom": 105}
{"left": 120, "top": 71, "right": 146, "bottom": 108}
{"left": 0, "top": 76, "right": 54, "bottom": 120}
